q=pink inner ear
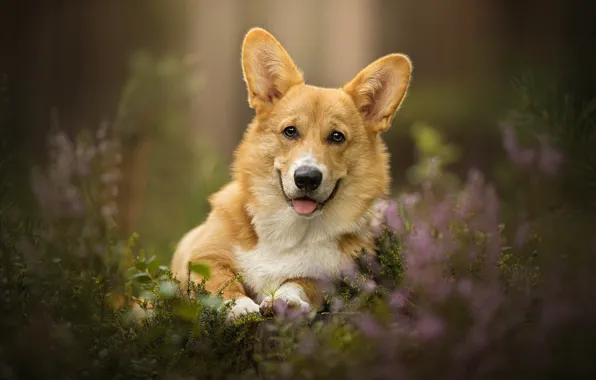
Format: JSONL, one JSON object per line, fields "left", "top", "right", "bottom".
{"left": 267, "top": 87, "right": 282, "bottom": 103}
{"left": 365, "top": 69, "right": 398, "bottom": 122}
{"left": 360, "top": 105, "right": 372, "bottom": 119}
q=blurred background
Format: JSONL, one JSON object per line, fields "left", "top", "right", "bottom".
{"left": 2, "top": 0, "right": 595, "bottom": 260}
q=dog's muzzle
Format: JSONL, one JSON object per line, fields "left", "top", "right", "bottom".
{"left": 277, "top": 169, "right": 340, "bottom": 215}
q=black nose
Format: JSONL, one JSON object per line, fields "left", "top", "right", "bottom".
{"left": 294, "top": 166, "right": 323, "bottom": 191}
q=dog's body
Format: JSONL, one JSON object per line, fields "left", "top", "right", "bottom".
{"left": 171, "top": 28, "right": 411, "bottom": 320}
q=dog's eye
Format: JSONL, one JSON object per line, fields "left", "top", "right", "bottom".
{"left": 282, "top": 126, "right": 298, "bottom": 139}
{"left": 329, "top": 131, "right": 346, "bottom": 144}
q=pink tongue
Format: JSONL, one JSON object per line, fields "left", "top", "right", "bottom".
{"left": 292, "top": 199, "right": 318, "bottom": 215}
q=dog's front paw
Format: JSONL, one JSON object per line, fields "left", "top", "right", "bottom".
{"left": 259, "top": 293, "right": 310, "bottom": 318}
{"left": 259, "top": 282, "right": 313, "bottom": 317}
{"left": 225, "top": 297, "right": 260, "bottom": 322}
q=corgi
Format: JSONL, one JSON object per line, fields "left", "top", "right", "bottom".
{"left": 171, "top": 27, "right": 412, "bottom": 320}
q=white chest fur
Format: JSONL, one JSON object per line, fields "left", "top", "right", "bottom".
{"left": 236, "top": 195, "right": 379, "bottom": 303}
{"left": 234, "top": 238, "right": 350, "bottom": 303}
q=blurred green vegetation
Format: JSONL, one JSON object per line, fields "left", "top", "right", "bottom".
{"left": 112, "top": 50, "right": 229, "bottom": 263}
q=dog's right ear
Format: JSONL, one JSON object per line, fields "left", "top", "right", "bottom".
{"left": 241, "top": 28, "right": 304, "bottom": 112}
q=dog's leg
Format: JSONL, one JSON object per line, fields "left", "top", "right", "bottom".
{"left": 177, "top": 249, "right": 260, "bottom": 321}
{"left": 259, "top": 278, "right": 323, "bottom": 316}
{"left": 204, "top": 264, "right": 261, "bottom": 321}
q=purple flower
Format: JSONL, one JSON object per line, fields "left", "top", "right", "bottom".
{"left": 385, "top": 201, "right": 405, "bottom": 234}
{"left": 100, "top": 169, "right": 121, "bottom": 185}
{"left": 501, "top": 124, "right": 536, "bottom": 167}
{"left": 354, "top": 313, "right": 382, "bottom": 338}
{"left": 371, "top": 199, "right": 389, "bottom": 237}
{"left": 98, "top": 140, "right": 110, "bottom": 155}
{"left": 431, "top": 198, "right": 454, "bottom": 230}
{"left": 457, "top": 278, "right": 474, "bottom": 298}
{"left": 96, "top": 121, "right": 108, "bottom": 139}
{"left": 272, "top": 298, "right": 288, "bottom": 315}
{"left": 400, "top": 193, "right": 421, "bottom": 209}
{"left": 361, "top": 279, "right": 377, "bottom": 293}
{"left": 52, "top": 132, "right": 72, "bottom": 152}
{"left": 298, "top": 332, "right": 317, "bottom": 355}
{"left": 330, "top": 297, "right": 345, "bottom": 313}
{"left": 515, "top": 222, "right": 530, "bottom": 248}
{"left": 100, "top": 202, "right": 118, "bottom": 220}
{"left": 468, "top": 285, "right": 504, "bottom": 326}
{"left": 340, "top": 263, "right": 358, "bottom": 281}
{"left": 537, "top": 135, "right": 564, "bottom": 175}
{"left": 431, "top": 280, "right": 453, "bottom": 302}
{"left": 404, "top": 223, "right": 439, "bottom": 268}
{"left": 359, "top": 253, "right": 380, "bottom": 275}
{"left": 416, "top": 314, "right": 444, "bottom": 341}
{"left": 388, "top": 290, "right": 406, "bottom": 310}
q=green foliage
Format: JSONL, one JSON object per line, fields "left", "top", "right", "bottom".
{"left": 113, "top": 50, "right": 228, "bottom": 261}
{"left": 506, "top": 70, "right": 596, "bottom": 210}
{"left": 407, "top": 121, "right": 461, "bottom": 188}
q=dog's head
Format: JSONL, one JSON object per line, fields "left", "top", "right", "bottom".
{"left": 234, "top": 28, "right": 411, "bottom": 239}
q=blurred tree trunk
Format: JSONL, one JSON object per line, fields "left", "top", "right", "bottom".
{"left": 319, "top": 0, "right": 377, "bottom": 87}
{"left": 192, "top": 0, "right": 243, "bottom": 157}
{"left": 117, "top": 135, "right": 152, "bottom": 237}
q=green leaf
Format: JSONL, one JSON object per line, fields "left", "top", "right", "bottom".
{"left": 176, "top": 302, "right": 198, "bottom": 321}
{"left": 140, "top": 290, "right": 155, "bottom": 301}
{"left": 190, "top": 262, "right": 211, "bottom": 279}
{"left": 146, "top": 255, "right": 160, "bottom": 272}
{"left": 200, "top": 295, "right": 223, "bottom": 309}
{"left": 130, "top": 272, "right": 152, "bottom": 283}
{"left": 135, "top": 262, "right": 147, "bottom": 271}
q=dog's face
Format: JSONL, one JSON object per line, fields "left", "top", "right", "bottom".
{"left": 234, "top": 28, "right": 411, "bottom": 238}
{"left": 266, "top": 85, "right": 364, "bottom": 218}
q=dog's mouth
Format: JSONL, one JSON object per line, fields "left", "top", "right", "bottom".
{"left": 277, "top": 170, "right": 341, "bottom": 216}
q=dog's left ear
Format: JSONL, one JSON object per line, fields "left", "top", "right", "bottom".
{"left": 343, "top": 54, "right": 412, "bottom": 133}
{"left": 242, "top": 28, "right": 304, "bottom": 112}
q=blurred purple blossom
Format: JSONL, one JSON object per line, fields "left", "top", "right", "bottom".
{"left": 400, "top": 192, "right": 421, "bottom": 209}
{"left": 501, "top": 124, "right": 536, "bottom": 167}
{"left": 298, "top": 332, "right": 317, "bottom": 355}
{"left": 432, "top": 198, "right": 455, "bottom": 231}
{"left": 457, "top": 278, "right": 474, "bottom": 298}
{"left": 100, "top": 202, "right": 118, "bottom": 220}
{"left": 359, "top": 252, "right": 380, "bottom": 275}
{"left": 29, "top": 124, "right": 123, "bottom": 255}
{"left": 340, "top": 263, "right": 358, "bottom": 282}
{"left": 330, "top": 297, "right": 345, "bottom": 313}
{"left": 370, "top": 199, "right": 389, "bottom": 237}
{"left": 353, "top": 313, "right": 382, "bottom": 338}
{"left": 537, "top": 135, "right": 564, "bottom": 175}
{"left": 360, "top": 279, "right": 377, "bottom": 293}
{"left": 384, "top": 200, "right": 405, "bottom": 234}
{"left": 388, "top": 290, "right": 406, "bottom": 310}
{"left": 515, "top": 222, "right": 531, "bottom": 248}
{"left": 96, "top": 121, "right": 108, "bottom": 139}
{"left": 272, "top": 298, "right": 288, "bottom": 316}
{"left": 100, "top": 169, "right": 121, "bottom": 185}
{"left": 416, "top": 314, "right": 444, "bottom": 341}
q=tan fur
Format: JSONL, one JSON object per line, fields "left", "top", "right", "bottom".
{"left": 170, "top": 27, "right": 411, "bottom": 318}
{"left": 281, "top": 277, "right": 324, "bottom": 309}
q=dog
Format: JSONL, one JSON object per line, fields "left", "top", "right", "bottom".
{"left": 170, "top": 27, "right": 412, "bottom": 320}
